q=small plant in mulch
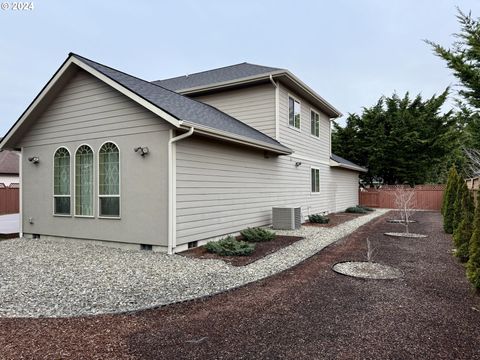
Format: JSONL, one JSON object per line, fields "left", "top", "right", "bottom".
{"left": 204, "top": 236, "right": 255, "bottom": 256}
{"left": 308, "top": 214, "right": 330, "bottom": 224}
{"left": 358, "top": 205, "right": 375, "bottom": 212}
{"left": 345, "top": 206, "right": 368, "bottom": 214}
{"left": 240, "top": 227, "right": 276, "bottom": 242}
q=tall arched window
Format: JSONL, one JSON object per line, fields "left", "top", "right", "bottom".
{"left": 75, "top": 145, "right": 94, "bottom": 216}
{"left": 98, "top": 142, "right": 120, "bottom": 217}
{"left": 53, "top": 147, "right": 70, "bottom": 215}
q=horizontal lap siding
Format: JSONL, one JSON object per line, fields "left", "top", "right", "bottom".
{"left": 193, "top": 84, "right": 276, "bottom": 138}
{"left": 278, "top": 83, "right": 330, "bottom": 162}
{"left": 176, "top": 138, "right": 343, "bottom": 245}
{"left": 19, "top": 70, "right": 170, "bottom": 148}
{"left": 330, "top": 168, "right": 360, "bottom": 212}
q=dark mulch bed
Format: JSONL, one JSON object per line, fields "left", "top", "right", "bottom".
{"left": 1, "top": 211, "right": 479, "bottom": 360}
{"left": 303, "top": 211, "right": 367, "bottom": 227}
{"left": 180, "top": 235, "right": 304, "bottom": 266}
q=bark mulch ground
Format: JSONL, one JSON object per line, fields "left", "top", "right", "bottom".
{"left": 180, "top": 235, "right": 304, "bottom": 266}
{"left": 1, "top": 211, "right": 479, "bottom": 360}
{"left": 303, "top": 211, "right": 367, "bottom": 228}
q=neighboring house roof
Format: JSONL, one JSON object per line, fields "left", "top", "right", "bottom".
{"left": 330, "top": 153, "right": 367, "bottom": 173}
{"left": 0, "top": 150, "right": 19, "bottom": 175}
{"left": 0, "top": 54, "right": 292, "bottom": 155}
{"left": 153, "top": 62, "right": 282, "bottom": 91}
{"left": 153, "top": 62, "right": 342, "bottom": 118}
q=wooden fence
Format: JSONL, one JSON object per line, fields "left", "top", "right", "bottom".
{"left": 359, "top": 185, "right": 445, "bottom": 210}
{"left": 0, "top": 183, "right": 19, "bottom": 215}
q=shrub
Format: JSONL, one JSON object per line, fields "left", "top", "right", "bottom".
{"left": 204, "top": 236, "right": 255, "bottom": 256}
{"left": 345, "top": 206, "right": 367, "bottom": 214}
{"left": 443, "top": 166, "right": 460, "bottom": 233}
{"left": 240, "top": 227, "right": 276, "bottom": 242}
{"left": 467, "top": 191, "right": 480, "bottom": 290}
{"left": 453, "top": 181, "right": 474, "bottom": 262}
{"left": 358, "top": 205, "right": 374, "bottom": 212}
{"left": 308, "top": 214, "right": 330, "bottom": 224}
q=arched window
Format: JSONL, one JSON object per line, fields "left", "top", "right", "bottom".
{"left": 98, "top": 142, "right": 120, "bottom": 217}
{"left": 75, "top": 145, "right": 94, "bottom": 216}
{"left": 53, "top": 147, "right": 70, "bottom": 215}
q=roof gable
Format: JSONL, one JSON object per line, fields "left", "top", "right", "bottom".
{"left": 153, "top": 63, "right": 282, "bottom": 91}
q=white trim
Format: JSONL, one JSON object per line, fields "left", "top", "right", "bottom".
{"left": 70, "top": 58, "right": 181, "bottom": 128}
{"left": 269, "top": 75, "right": 280, "bottom": 140}
{"left": 52, "top": 146, "right": 72, "bottom": 216}
{"left": 287, "top": 93, "right": 301, "bottom": 130}
{"left": 97, "top": 140, "right": 121, "bottom": 219}
{"left": 310, "top": 108, "right": 320, "bottom": 138}
{"left": 19, "top": 148, "right": 23, "bottom": 237}
{"left": 73, "top": 143, "right": 95, "bottom": 218}
{"left": 289, "top": 154, "right": 330, "bottom": 166}
{"left": 310, "top": 166, "right": 320, "bottom": 194}
{"left": 329, "top": 159, "right": 367, "bottom": 173}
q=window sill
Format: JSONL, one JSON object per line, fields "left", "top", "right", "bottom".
{"left": 288, "top": 125, "right": 302, "bottom": 133}
{"left": 309, "top": 134, "right": 320, "bottom": 139}
{"left": 74, "top": 215, "right": 95, "bottom": 219}
{"left": 53, "top": 214, "right": 72, "bottom": 217}
{"left": 98, "top": 216, "right": 121, "bottom": 220}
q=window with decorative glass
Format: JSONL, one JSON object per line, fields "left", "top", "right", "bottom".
{"left": 75, "top": 145, "right": 94, "bottom": 216}
{"left": 311, "top": 168, "right": 320, "bottom": 193}
{"left": 311, "top": 110, "right": 320, "bottom": 137}
{"left": 98, "top": 142, "right": 120, "bottom": 217}
{"left": 288, "top": 96, "right": 301, "bottom": 129}
{"left": 53, "top": 147, "right": 70, "bottom": 215}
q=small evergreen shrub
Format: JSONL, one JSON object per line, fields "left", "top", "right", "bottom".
{"left": 443, "top": 166, "right": 460, "bottom": 234}
{"left": 467, "top": 191, "right": 480, "bottom": 290}
{"left": 308, "top": 214, "right": 330, "bottom": 224}
{"left": 240, "top": 227, "right": 276, "bottom": 242}
{"left": 345, "top": 206, "right": 368, "bottom": 214}
{"left": 358, "top": 205, "right": 374, "bottom": 212}
{"left": 453, "top": 182, "right": 474, "bottom": 262}
{"left": 205, "top": 236, "right": 255, "bottom": 256}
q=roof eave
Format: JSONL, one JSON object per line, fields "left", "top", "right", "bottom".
{"left": 329, "top": 159, "right": 367, "bottom": 173}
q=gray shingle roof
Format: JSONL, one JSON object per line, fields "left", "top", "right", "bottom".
{"left": 71, "top": 54, "right": 290, "bottom": 152}
{"left": 331, "top": 153, "right": 367, "bottom": 172}
{"left": 152, "top": 62, "right": 283, "bottom": 91}
{"left": 0, "top": 150, "right": 19, "bottom": 174}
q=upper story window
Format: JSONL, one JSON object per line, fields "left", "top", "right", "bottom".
{"left": 53, "top": 147, "right": 71, "bottom": 215}
{"left": 98, "top": 142, "right": 120, "bottom": 217}
{"left": 311, "top": 110, "right": 320, "bottom": 137}
{"left": 289, "top": 96, "right": 301, "bottom": 129}
{"left": 75, "top": 145, "right": 94, "bottom": 216}
{"left": 311, "top": 168, "right": 320, "bottom": 193}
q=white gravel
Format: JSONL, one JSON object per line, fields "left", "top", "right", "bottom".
{"left": 332, "top": 261, "right": 403, "bottom": 279}
{"left": 0, "top": 209, "right": 388, "bottom": 318}
{"left": 384, "top": 232, "right": 427, "bottom": 238}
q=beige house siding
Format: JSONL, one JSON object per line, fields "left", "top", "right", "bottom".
{"left": 277, "top": 82, "right": 331, "bottom": 162}
{"left": 19, "top": 69, "right": 171, "bottom": 246}
{"left": 330, "top": 168, "right": 360, "bottom": 212}
{"left": 175, "top": 136, "right": 359, "bottom": 245}
{"left": 192, "top": 84, "right": 276, "bottom": 138}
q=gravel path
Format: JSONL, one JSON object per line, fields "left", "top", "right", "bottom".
{"left": 0, "top": 209, "right": 388, "bottom": 318}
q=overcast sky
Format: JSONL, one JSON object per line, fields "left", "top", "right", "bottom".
{"left": 1, "top": 0, "right": 479, "bottom": 136}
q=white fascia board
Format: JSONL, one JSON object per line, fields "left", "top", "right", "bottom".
{"left": 71, "top": 58, "right": 180, "bottom": 128}
{"left": 179, "top": 122, "right": 292, "bottom": 155}
{"left": 329, "top": 159, "right": 367, "bottom": 173}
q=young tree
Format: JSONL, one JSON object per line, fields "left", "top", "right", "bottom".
{"left": 453, "top": 181, "right": 475, "bottom": 261}
{"left": 444, "top": 168, "right": 461, "bottom": 233}
{"left": 467, "top": 190, "right": 480, "bottom": 289}
{"left": 442, "top": 166, "right": 459, "bottom": 215}
{"left": 393, "top": 187, "right": 416, "bottom": 234}
{"left": 452, "top": 179, "right": 465, "bottom": 233}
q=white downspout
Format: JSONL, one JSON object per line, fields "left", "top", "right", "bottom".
{"left": 19, "top": 147, "right": 23, "bottom": 238}
{"left": 270, "top": 75, "right": 280, "bottom": 140}
{"left": 168, "top": 126, "right": 194, "bottom": 255}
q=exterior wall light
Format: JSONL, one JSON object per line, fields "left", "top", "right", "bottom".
{"left": 134, "top": 146, "right": 149, "bottom": 156}
{"left": 28, "top": 156, "right": 40, "bottom": 164}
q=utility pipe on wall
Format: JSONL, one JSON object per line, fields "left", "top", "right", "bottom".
{"left": 168, "top": 126, "right": 194, "bottom": 255}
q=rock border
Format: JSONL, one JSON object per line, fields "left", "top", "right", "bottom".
{"left": 332, "top": 261, "right": 403, "bottom": 280}
{"left": 384, "top": 232, "right": 427, "bottom": 238}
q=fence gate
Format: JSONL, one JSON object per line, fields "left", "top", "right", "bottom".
{"left": 0, "top": 183, "right": 19, "bottom": 215}
{"left": 359, "top": 185, "right": 445, "bottom": 210}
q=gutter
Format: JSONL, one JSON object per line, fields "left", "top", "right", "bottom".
{"left": 168, "top": 126, "right": 194, "bottom": 255}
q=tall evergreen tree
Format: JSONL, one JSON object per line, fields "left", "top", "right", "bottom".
{"left": 444, "top": 169, "right": 461, "bottom": 233}
{"left": 467, "top": 190, "right": 480, "bottom": 289}
{"left": 453, "top": 182, "right": 475, "bottom": 261}
{"left": 442, "top": 166, "right": 458, "bottom": 215}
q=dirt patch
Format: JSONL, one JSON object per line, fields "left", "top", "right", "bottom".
{"left": 1, "top": 212, "right": 479, "bottom": 359}
{"left": 303, "top": 211, "right": 367, "bottom": 227}
{"left": 180, "top": 235, "right": 304, "bottom": 266}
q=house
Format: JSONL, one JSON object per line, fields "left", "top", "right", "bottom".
{"left": 0, "top": 53, "right": 366, "bottom": 253}
{"left": 0, "top": 148, "right": 19, "bottom": 185}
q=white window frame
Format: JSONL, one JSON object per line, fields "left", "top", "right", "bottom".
{"left": 310, "top": 109, "right": 320, "bottom": 138}
{"left": 74, "top": 143, "right": 95, "bottom": 218}
{"left": 311, "top": 167, "right": 320, "bottom": 194}
{"left": 97, "top": 141, "right": 121, "bottom": 219}
{"left": 52, "top": 146, "right": 71, "bottom": 217}
{"left": 288, "top": 94, "right": 301, "bottom": 131}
